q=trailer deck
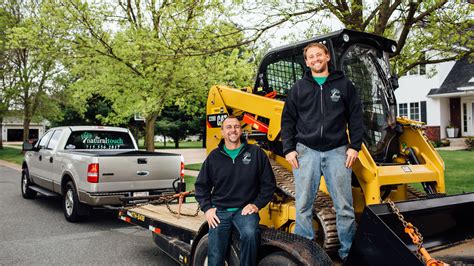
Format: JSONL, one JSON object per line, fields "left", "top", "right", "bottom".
{"left": 126, "top": 202, "right": 204, "bottom": 233}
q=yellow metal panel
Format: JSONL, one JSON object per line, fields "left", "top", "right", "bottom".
{"left": 215, "top": 85, "right": 284, "bottom": 141}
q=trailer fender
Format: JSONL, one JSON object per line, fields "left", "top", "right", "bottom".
{"left": 259, "top": 228, "right": 332, "bottom": 266}
{"left": 190, "top": 222, "right": 209, "bottom": 259}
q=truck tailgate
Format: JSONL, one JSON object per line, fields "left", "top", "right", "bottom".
{"left": 97, "top": 151, "right": 182, "bottom": 192}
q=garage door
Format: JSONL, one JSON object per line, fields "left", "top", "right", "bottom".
{"left": 7, "top": 129, "right": 39, "bottom": 141}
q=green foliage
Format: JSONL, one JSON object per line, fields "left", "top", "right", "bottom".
{"left": 465, "top": 137, "right": 474, "bottom": 151}
{"left": 246, "top": 1, "right": 473, "bottom": 77}
{"left": 184, "top": 163, "right": 203, "bottom": 171}
{"left": 49, "top": 1, "right": 254, "bottom": 150}
{"left": 155, "top": 105, "right": 203, "bottom": 148}
{"left": 1, "top": 1, "right": 66, "bottom": 141}
{"left": 50, "top": 94, "right": 116, "bottom": 127}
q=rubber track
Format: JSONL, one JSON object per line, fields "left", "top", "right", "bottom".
{"left": 269, "top": 159, "right": 340, "bottom": 255}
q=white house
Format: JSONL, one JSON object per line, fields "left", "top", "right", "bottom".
{"left": 395, "top": 55, "right": 474, "bottom": 140}
{"left": 1, "top": 116, "right": 47, "bottom": 142}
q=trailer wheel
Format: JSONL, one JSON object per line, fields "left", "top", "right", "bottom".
{"left": 259, "top": 251, "right": 298, "bottom": 266}
{"left": 21, "top": 167, "right": 37, "bottom": 199}
{"left": 193, "top": 234, "right": 239, "bottom": 266}
{"left": 63, "top": 181, "right": 89, "bottom": 223}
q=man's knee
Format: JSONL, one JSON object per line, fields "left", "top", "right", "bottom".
{"left": 237, "top": 217, "right": 259, "bottom": 241}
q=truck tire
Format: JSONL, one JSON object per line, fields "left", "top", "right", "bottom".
{"left": 193, "top": 234, "right": 239, "bottom": 266}
{"left": 21, "top": 167, "right": 37, "bottom": 199}
{"left": 63, "top": 181, "right": 89, "bottom": 222}
{"left": 258, "top": 251, "right": 298, "bottom": 266}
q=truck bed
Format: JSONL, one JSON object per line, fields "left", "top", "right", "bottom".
{"left": 127, "top": 202, "right": 205, "bottom": 233}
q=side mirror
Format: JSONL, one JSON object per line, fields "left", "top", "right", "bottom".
{"left": 22, "top": 140, "right": 36, "bottom": 151}
{"left": 389, "top": 75, "right": 399, "bottom": 90}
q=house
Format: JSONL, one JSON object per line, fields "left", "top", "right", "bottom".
{"left": 395, "top": 55, "right": 474, "bottom": 140}
{"left": 1, "top": 116, "right": 47, "bottom": 142}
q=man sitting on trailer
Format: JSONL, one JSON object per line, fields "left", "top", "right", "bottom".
{"left": 195, "top": 115, "right": 276, "bottom": 266}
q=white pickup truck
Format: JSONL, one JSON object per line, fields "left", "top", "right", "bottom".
{"left": 21, "top": 126, "right": 184, "bottom": 222}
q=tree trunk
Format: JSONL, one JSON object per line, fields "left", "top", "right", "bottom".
{"left": 23, "top": 117, "right": 31, "bottom": 141}
{"left": 0, "top": 116, "right": 3, "bottom": 149}
{"left": 174, "top": 138, "right": 179, "bottom": 148}
{"left": 145, "top": 114, "right": 157, "bottom": 151}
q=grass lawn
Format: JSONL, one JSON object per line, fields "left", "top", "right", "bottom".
{"left": 184, "top": 163, "right": 203, "bottom": 171}
{"left": 0, "top": 147, "right": 24, "bottom": 165}
{"left": 438, "top": 150, "right": 474, "bottom": 195}
{"left": 137, "top": 140, "right": 203, "bottom": 149}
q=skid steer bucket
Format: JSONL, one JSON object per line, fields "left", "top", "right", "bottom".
{"left": 346, "top": 193, "right": 474, "bottom": 265}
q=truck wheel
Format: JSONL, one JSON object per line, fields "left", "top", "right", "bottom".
{"left": 21, "top": 168, "right": 37, "bottom": 199}
{"left": 193, "top": 234, "right": 239, "bottom": 266}
{"left": 63, "top": 181, "right": 88, "bottom": 222}
{"left": 258, "top": 251, "right": 298, "bottom": 266}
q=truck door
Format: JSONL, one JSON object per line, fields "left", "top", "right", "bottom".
{"left": 28, "top": 130, "right": 54, "bottom": 189}
{"left": 44, "top": 129, "right": 63, "bottom": 190}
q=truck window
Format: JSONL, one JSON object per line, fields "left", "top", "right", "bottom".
{"left": 37, "top": 130, "right": 54, "bottom": 149}
{"left": 47, "top": 130, "right": 63, "bottom": 150}
{"left": 65, "top": 131, "right": 135, "bottom": 150}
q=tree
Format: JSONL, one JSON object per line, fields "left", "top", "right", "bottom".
{"left": 1, "top": 0, "right": 66, "bottom": 142}
{"left": 53, "top": 0, "right": 255, "bottom": 151}
{"left": 155, "top": 105, "right": 202, "bottom": 148}
{"left": 50, "top": 94, "right": 115, "bottom": 127}
{"left": 0, "top": 6, "right": 16, "bottom": 149}
{"left": 238, "top": 1, "right": 473, "bottom": 77}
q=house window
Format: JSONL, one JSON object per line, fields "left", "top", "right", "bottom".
{"left": 410, "top": 102, "right": 420, "bottom": 121}
{"left": 420, "top": 101, "right": 427, "bottom": 123}
{"left": 463, "top": 103, "right": 467, "bottom": 132}
{"left": 399, "top": 103, "right": 408, "bottom": 117}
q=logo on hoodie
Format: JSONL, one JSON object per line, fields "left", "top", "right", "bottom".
{"left": 330, "top": 88, "right": 341, "bottom": 102}
{"left": 242, "top": 152, "right": 251, "bottom": 165}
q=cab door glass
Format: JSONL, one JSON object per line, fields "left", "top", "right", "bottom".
{"left": 341, "top": 44, "right": 393, "bottom": 159}
{"left": 36, "top": 131, "right": 54, "bottom": 150}
{"left": 47, "top": 130, "right": 63, "bottom": 150}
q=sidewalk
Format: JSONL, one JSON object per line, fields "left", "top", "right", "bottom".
{"left": 436, "top": 137, "right": 468, "bottom": 151}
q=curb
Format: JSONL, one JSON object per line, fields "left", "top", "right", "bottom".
{"left": 0, "top": 160, "right": 21, "bottom": 172}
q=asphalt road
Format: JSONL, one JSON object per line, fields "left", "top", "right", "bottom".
{"left": 0, "top": 165, "right": 178, "bottom": 265}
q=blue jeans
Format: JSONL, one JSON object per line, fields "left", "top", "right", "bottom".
{"left": 208, "top": 209, "right": 260, "bottom": 266}
{"left": 293, "top": 143, "right": 356, "bottom": 259}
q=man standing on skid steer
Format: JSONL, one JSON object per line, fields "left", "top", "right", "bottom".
{"left": 281, "top": 42, "right": 364, "bottom": 261}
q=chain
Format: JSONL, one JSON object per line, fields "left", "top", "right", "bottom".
{"left": 385, "top": 199, "right": 424, "bottom": 262}
{"left": 122, "top": 190, "right": 201, "bottom": 217}
{"left": 166, "top": 199, "right": 201, "bottom": 217}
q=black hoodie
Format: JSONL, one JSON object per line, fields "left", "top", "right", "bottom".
{"left": 281, "top": 70, "right": 364, "bottom": 154}
{"left": 195, "top": 138, "right": 276, "bottom": 213}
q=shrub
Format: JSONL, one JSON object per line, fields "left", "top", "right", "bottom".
{"left": 465, "top": 137, "right": 474, "bottom": 151}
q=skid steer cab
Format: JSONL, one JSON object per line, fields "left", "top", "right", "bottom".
{"left": 205, "top": 29, "right": 474, "bottom": 264}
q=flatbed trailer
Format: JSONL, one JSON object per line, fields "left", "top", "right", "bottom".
{"left": 118, "top": 201, "right": 332, "bottom": 265}
{"left": 119, "top": 193, "right": 474, "bottom": 266}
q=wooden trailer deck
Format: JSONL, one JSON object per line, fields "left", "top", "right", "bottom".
{"left": 128, "top": 202, "right": 205, "bottom": 233}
